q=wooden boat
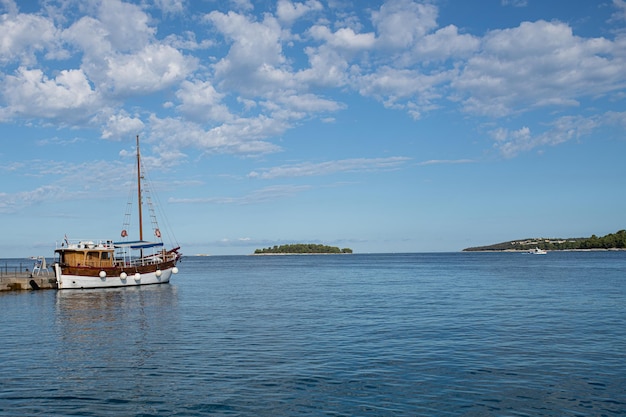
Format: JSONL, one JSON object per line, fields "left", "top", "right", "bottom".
{"left": 54, "top": 136, "right": 181, "bottom": 289}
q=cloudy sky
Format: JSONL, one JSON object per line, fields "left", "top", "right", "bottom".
{"left": 1, "top": 0, "right": 625, "bottom": 257}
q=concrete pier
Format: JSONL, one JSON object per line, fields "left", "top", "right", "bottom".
{"left": 0, "top": 273, "right": 58, "bottom": 291}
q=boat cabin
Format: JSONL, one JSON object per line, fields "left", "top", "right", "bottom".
{"left": 56, "top": 241, "right": 115, "bottom": 268}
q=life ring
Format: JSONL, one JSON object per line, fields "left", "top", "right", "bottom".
{"left": 121, "top": 229, "right": 128, "bottom": 237}
{"left": 155, "top": 228, "right": 161, "bottom": 238}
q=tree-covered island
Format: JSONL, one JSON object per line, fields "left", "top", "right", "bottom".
{"left": 254, "top": 244, "right": 353, "bottom": 254}
{"left": 463, "top": 230, "right": 626, "bottom": 252}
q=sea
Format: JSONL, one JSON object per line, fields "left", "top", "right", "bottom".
{"left": 1, "top": 252, "right": 625, "bottom": 416}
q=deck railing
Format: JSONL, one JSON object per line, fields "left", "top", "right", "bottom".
{"left": 0, "top": 262, "right": 30, "bottom": 277}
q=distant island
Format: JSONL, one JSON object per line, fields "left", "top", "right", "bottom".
{"left": 463, "top": 230, "right": 626, "bottom": 252}
{"left": 254, "top": 244, "right": 353, "bottom": 255}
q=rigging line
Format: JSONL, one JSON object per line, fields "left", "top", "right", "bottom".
{"left": 121, "top": 171, "right": 135, "bottom": 239}
{"left": 140, "top": 158, "right": 180, "bottom": 248}
{"left": 140, "top": 159, "right": 161, "bottom": 238}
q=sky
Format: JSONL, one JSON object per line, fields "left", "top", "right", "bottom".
{"left": 1, "top": 0, "right": 625, "bottom": 257}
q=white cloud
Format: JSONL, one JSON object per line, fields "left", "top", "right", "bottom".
{"left": 371, "top": 0, "right": 438, "bottom": 48}
{"left": 0, "top": 185, "right": 65, "bottom": 214}
{"left": 175, "top": 80, "right": 232, "bottom": 123}
{"left": 96, "top": 0, "right": 155, "bottom": 52}
{"left": 0, "top": 157, "right": 146, "bottom": 212}
{"left": 276, "top": 0, "right": 323, "bottom": 24}
{"left": 154, "top": 0, "right": 185, "bottom": 15}
{"left": 1, "top": 67, "right": 100, "bottom": 122}
{"left": 296, "top": 45, "right": 349, "bottom": 87}
{"left": 230, "top": 0, "right": 254, "bottom": 12}
{"left": 611, "top": 0, "right": 626, "bottom": 21}
{"left": 309, "top": 25, "right": 376, "bottom": 50}
{"left": 355, "top": 67, "right": 452, "bottom": 115}
{"left": 169, "top": 184, "right": 311, "bottom": 205}
{"left": 60, "top": 1, "right": 196, "bottom": 99}
{"left": 102, "top": 112, "right": 145, "bottom": 140}
{"left": 418, "top": 159, "right": 475, "bottom": 166}
{"left": 199, "top": 8, "right": 350, "bottom": 127}
{"left": 102, "top": 44, "right": 195, "bottom": 96}
{"left": 264, "top": 92, "right": 345, "bottom": 115}
{"left": 1, "top": 0, "right": 625, "bottom": 164}
{"left": 0, "top": 1, "right": 197, "bottom": 127}
{"left": 247, "top": 157, "right": 411, "bottom": 179}
{"left": 147, "top": 115, "right": 285, "bottom": 161}
{"left": 62, "top": 16, "right": 113, "bottom": 60}
{"left": 0, "top": 11, "right": 61, "bottom": 65}
{"left": 411, "top": 25, "right": 480, "bottom": 62}
{"left": 501, "top": 0, "right": 528, "bottom": 7}
{"left": 491, "top": 111, "right": 626, "bottom": 157}
{"left": 206, "top": 11, "right": 287, "bottom": 93}
{"left": 164, "top": 31, "right": 214, "bottom": 51}
{"left": 454, "top": 20, "right": 625, "bottom": 117}
{"left": 0, "top": 0, "right": 18, "bottom": 15}
{"left": 299, "top": 1, "right": 474, "bottom": 113}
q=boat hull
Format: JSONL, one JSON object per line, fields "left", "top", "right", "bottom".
{"left": 55, "top": 263, "right": 177, "bottom": 290}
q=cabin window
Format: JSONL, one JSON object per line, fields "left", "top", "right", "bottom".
{"left": 101, "top": 252, "right": 111, "bottom": 260}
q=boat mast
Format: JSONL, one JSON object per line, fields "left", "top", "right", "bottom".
{"left": 136, "top": 135, "right": 143, "bottom": 242}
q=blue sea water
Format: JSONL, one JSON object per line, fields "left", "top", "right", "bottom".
{"left": 1, "top": 252, "right": 625, "bottom": 416}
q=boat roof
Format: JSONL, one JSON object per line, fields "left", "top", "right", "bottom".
{"left": 113, "top": 240, "right": 164, "bottom": 249}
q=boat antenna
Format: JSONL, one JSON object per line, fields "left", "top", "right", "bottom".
{"left": 137, "top": 135, "right": 143, "bottom": 242}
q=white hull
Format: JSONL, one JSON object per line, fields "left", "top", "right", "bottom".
{"left": 55, "top": 264, "right": 174, "bottom": 290}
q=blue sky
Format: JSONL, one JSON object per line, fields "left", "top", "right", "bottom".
{"left": 1, "top": 0, "right": 625, "bottom": 257}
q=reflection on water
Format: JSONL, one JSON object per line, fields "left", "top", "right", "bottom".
{"left": 53, "top": 285, "right": 181, "bottom": 414}
{"left": 55, "top": 284, "right": 179, "bottom": 321}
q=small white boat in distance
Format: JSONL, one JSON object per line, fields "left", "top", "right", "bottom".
{"left": 529, "top": 247, "right": 547, "bottom": 255}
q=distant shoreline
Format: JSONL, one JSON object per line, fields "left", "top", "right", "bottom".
{"left": 251, "top": 252, "right": 352, "bottom": 256}
{"left": 463, "top": 230, "right": 626, "bottom": 252}
{"left": 467, "top": 248, "right": 626, "bottom": 253}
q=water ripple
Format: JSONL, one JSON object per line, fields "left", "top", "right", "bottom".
{"left": 1, "top": 252, "right": 625, "bottom": 416}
